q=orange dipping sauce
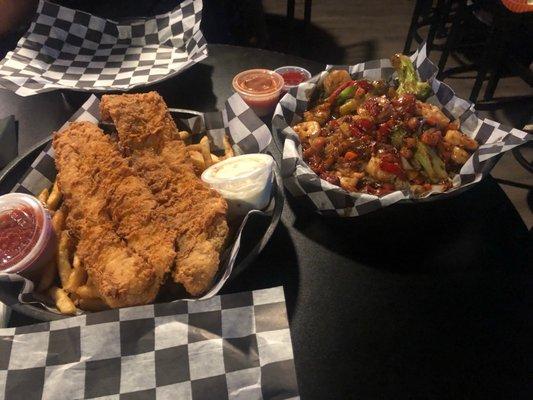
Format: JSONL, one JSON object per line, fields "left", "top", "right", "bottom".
{"left": 236, "top": 72, "right": 279, "bottom": 94}
{"left": 232, "top": 69, "right": 284, "bottom": 116}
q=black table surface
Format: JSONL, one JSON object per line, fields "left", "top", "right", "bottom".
{"left": 1, "top": 44, "right": 532, "bottom": 400}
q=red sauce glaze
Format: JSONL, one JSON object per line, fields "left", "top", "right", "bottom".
{"left": 281, "top": 70, "right": 306, "bottom": 86}
{"left": 0, "top": 205, "right": 39, "bottom": 270}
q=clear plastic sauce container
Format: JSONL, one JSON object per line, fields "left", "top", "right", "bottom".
{"left": 0, "top": 193, "right": 56, "bottom": 279}
{"left": 274, "top": 66, "right": 311, "bottom": 93}
{"left": 201, "top": 154, "right": 274, "bottom": 217}
{"left": 232, "top": 69, "right": 284, "bottom": 117}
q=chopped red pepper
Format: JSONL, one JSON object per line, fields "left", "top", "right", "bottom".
{"left": 344, "top": 151, "right": 358, "bottom": 161}
{"left": 355, "top": 87, "right": 366, "bottom": 97}
{"left": 349, "top": 125, "right": 362, "bottom": 137}
{"left": 355, "top": 118, "right": 373, "bottom": 132}
{"left": 327, "top": 80, "right": 356, "bottom": 104}
{"left": 380, "top": 160, "right": 406, "bottom": 179}
{"left": 377, "top": 122, "right": 391, "bottom": 142}
{"left": 329, "top": 119, "right": 339, "bottom": 128}
{"left": 357, "top": 80, "right": 374, "bottom": 92}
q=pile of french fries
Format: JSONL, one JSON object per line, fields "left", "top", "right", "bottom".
{"left": 33, "top": 131, "right": 234, "bottom": 315}
{"left": 36, "top": 182, "right": 107, "bottom": 315}
{"left": 181, "top": 131, "right": 234, "bottom": 174}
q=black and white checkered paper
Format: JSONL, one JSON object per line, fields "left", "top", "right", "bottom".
{"left": 272, "top": 43, "right": 532, "bottom": 217}
{"left": 0, "top": 92, "right": 273, "bottom": 312}
{"left": 0, "top": 0, "right": 207, "bottom": 96}
{"left": 0, "top": 286, "right": 300, "bottom": 400}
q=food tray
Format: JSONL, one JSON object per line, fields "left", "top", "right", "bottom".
{"left": 272, "top": 43, "right": 531, "bottom": 216}
{"left": 0, "top": 105, "right": 283, "bottom": 321}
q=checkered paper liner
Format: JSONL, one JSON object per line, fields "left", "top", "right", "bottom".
{"left": 0, "top": 0, "right": 207, "bottom": 96}
{"left": 0, "top": 286, "right": 300, "bottom": 400}
{"left": 272, "top": 43, "right": 532, "bottom": 217}
{"left": 0, "top": 92, "right": 273, "bottom": 313}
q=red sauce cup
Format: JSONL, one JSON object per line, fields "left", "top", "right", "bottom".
{"left": 0, "top": 193, "right": 56, "bottom": 280}
{"left": 232, "top": 69, "right": 284, "bottom": 117}
{"left": 274, "top": 66, "right": 311, "bottom": 93}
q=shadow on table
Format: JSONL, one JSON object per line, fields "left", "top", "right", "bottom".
{"left": 286, "top": 178, "right": 531, "bottom": 276}
{"left": 264, "top": 14, "right": 351, "bottom": 65}
{"left": 221, "top": 222, "right": 300, "bottom": 319}
{"left": 144, "top": 63, "right": 218, "bottom": 112}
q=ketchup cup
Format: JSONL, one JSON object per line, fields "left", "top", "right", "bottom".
{"left": 0, "top": 193, "right": 56, "bottom": 281}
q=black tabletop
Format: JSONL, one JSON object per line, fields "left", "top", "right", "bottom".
{"left": 1, "top": 44, "right": 532, "bottom": 400}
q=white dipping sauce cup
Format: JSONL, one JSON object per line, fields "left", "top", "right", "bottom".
{"left": 201, "top": 154, "right": 274, "bottom": 217}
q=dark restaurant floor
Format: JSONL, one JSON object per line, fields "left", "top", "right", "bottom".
{"left": 262, "top": 0, "right": 533, "bottom": 228}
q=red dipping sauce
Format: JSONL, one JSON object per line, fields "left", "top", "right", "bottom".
{"left": 274, "top": 66, "right": 311, "bottom": 93}
{"left": 280, "top": 70, "right": 307, "bottom": 86}
{"left": 0, "top": 206, "right": 39, "bottom": 270}
{"left": 0, "top": 193, "right": 55, "bottom": 277}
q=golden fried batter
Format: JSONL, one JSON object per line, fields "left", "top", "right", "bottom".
{"left": 100, "top": 92, "right": 228, "bottom": 296}
{"left": 53, "top": 122, "right": 175, "bottom": 307}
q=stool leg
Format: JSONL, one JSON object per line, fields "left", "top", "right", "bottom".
{"left": 287, "top": 0, "right": 295, "bottom": 51}
{"left": 484, "top": 11, "right": 514, "bottom": 101}
{"left": 404, "top": 0, "right": 426, "bottom": 54}
{"left": 304, "top": 0, "right": 312, "bottom": 38}
{"left": 426, "top": 0, "right": 445, "bottom": 55}
{"left": 287, "top": 0, "right": 295, "bottom": 21}
{"left": 470, "top": 6, "right": 507, "bottom": 103}
{"left": 437, "top": 0, "right": 467, "bottom": 80}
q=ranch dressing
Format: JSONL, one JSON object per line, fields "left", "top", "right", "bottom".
{"left": 201, "top": 154, "right": 274, "bottom": 217}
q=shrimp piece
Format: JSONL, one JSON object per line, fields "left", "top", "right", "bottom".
{"left": 293, "top": 121, "right": 320, "bottom": 140}
{"left": 416, "top": 102, "right": 450, "bottom": 129}
{"left": 304, "top": 102, "right": 331, "bottom": 126}
{"left": 339, "top": 172, "right": 365, "bottom": 192}
{"left": 365, "top": 156, "right": 395, "bottom": 183}
{"left": 323, "top": 70, "right": 351, "bottom": 96}
{"left": 444, "top": 129, "right": 478, "bottom": 151}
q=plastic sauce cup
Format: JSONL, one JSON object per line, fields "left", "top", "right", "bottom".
{"left": 0, "top": 193, "right": 56, "bottom": 280}
{"left": 232, "top": 69, "right": 284, "bottom": 117}
{"left": 274, "top": 66, "right": 311, "bottom": 93}
{"left": 201, "top": 154, "right": 275, "bottom": 217}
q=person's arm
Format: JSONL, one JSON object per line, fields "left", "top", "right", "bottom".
{"left": 0, "top": 0, "right": 37, "bottom": 38}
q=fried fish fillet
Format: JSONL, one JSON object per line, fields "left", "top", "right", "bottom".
{"left": 100, "top": 92, "right": 229, "bottom": 296}
{"left": 53, "top": 122, "right": 176, "bottom": 307}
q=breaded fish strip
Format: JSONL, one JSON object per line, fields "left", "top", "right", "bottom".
{"left": 100, "top": 92, "right": 229, "bottom": 296}
{"left": 53, "top": 122, "right": 175, "bottom": 307}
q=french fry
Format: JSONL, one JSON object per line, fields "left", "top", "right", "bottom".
{"left": 37, "top": 188, "right": 49, "bottom": 203}
{"left": 52, "top": 207, "right": 65, "bottom": 234}
{"left": 77, "top": 298, "right": 109, "bottom": 312}
{"left": 48, "top": 286, "right": 76, "bottom": 315}
{"left": 223, "top": 135, "right": 234, "bottom": 159}
{"left": 178, "top": 130, "right": 190, "bottom": 141}
{"left": 64, "top": 254, "right": 86, "bottom": 293}
{"left": 76, "top": 283, "right": 99, "bottom": 299}
{"left": 46, "top": 180, "right": 62, "bottom": 210}
{"left": 36, "top": 261, "right": 57, "bottom": 292}
{"left": 57, "top": 231, "right": 72, "bottom": 287}
{"left": 210, "top": 154, "right": 220, "bottom": 163}
{"left": 199, "top": 136, "right": 213, "bottom": 168}
{"left": 188, "top": 149, "right": 206, "bottom": 172}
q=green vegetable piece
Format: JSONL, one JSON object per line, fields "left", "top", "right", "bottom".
{"left": 390, "top": 126, "right": 408, "bottom": 148}
{"left": 339, "top": 98, "right": 359, "bottom": 116}
{"left": 337, "top": 85, "right": 355, "bottom": 105}
{"left": 414, "top": 141, "right": 438, "bottom": 183}
{"left": 391, "top": 54, "right": 431, "bottom": 100}
{"left": 427, "top": 147, "right": 448, "bottom": 180}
